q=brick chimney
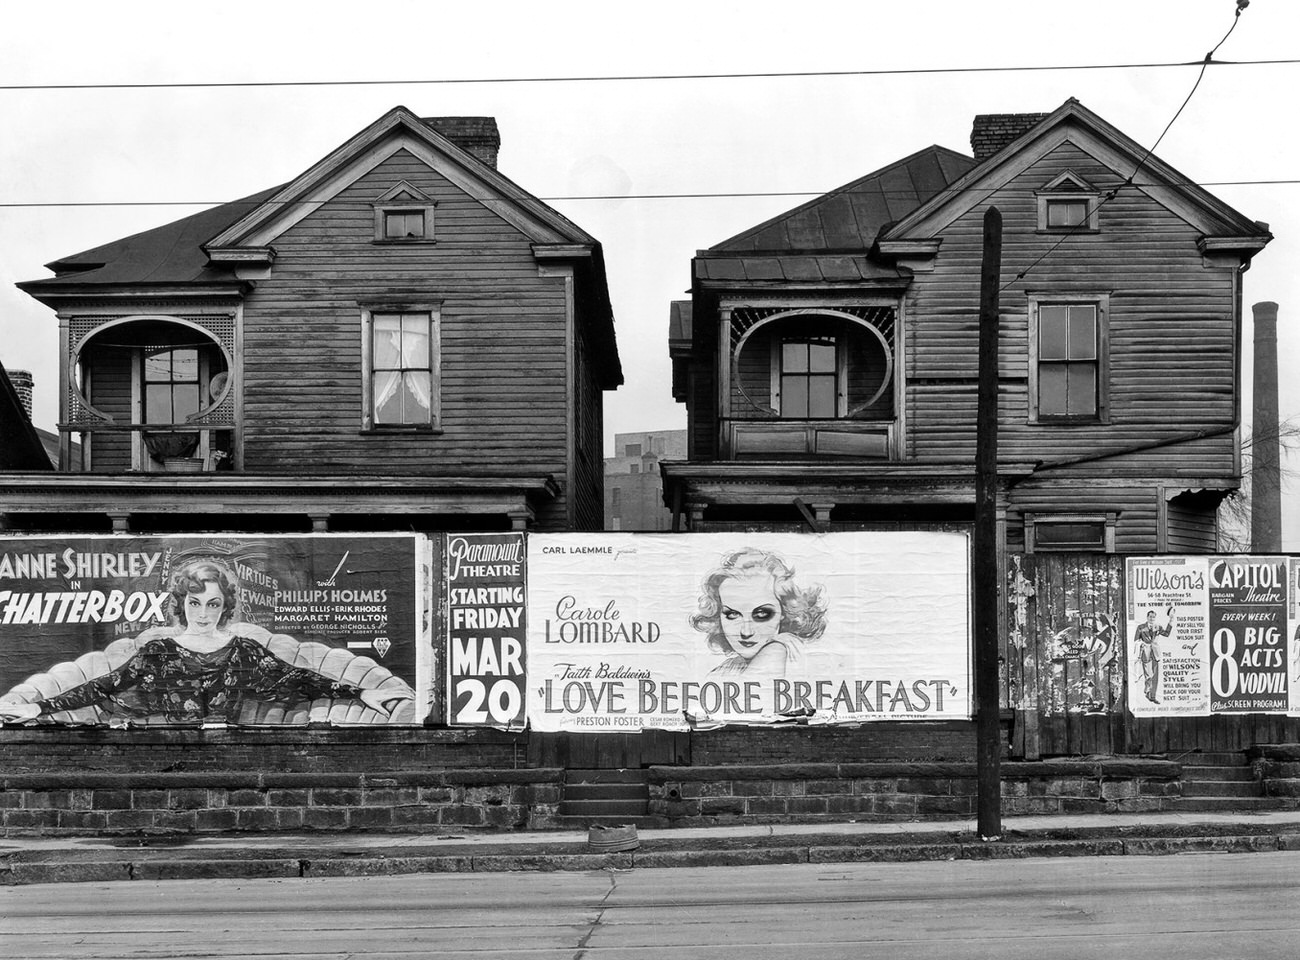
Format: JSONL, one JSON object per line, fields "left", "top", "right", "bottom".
{"left": 8, "top": 368, "right": 33, "bottom": 420}
{"left": 1251, "top": 301, "right": 1282, "bottom": 552}
{"left": 424, "top": 117, "right": 500, "bottom": 169}
{"left": 970, "top": 113, "right": 1050, "bottom": 162}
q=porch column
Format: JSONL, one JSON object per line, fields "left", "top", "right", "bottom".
{"left": 717, "top": 307, "right": 733, "bottom": 455}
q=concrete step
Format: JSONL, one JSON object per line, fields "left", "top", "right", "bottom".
{"left": 1176, "top": 751, "right": 1247, "bottom": 766}
{"left": 1179, "top": 765, "right": 1256, "bottom": 782}
{"left": 557, "top": 799, "right": 650, "bottom": 819}
{"left": 551, "top": 814, "right": 672, "bottom": 830}
{"left": 564, "top": 768, "right": 648, "bottom": 784}
{"left": 1182, "top": 780, "right": 1262, "bottom": 798}
{"left": 563, "top": 782, "right": 650, "bottom": 802}
{"left": 1173, "top": 796, "right": 1291, "bottom": 812}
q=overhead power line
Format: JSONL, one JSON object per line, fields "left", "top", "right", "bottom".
{"left": 0, "top": 179, "right": 1294, "bottom": 209}
{"left": 0, "top": 57, "right": 1295, "bottom": 93}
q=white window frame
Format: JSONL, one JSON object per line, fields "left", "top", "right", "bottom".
{"left": 770, "top": 334, "right": 846, "bottom": 419}
{"left": 1036, "top": 172, "right": 1099, "bottom": 233}
{"left": 372, "top": 181, "right": 437, "bottom": 244}
{"left": 1027, "top": 293, "right": 1110, "bottom": 424}
{"left": 360, "top": 304, "right": 442, "bottom": 431}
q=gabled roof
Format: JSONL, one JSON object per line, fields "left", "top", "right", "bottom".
{"left": 694, "top": 145, "right": 977, "bottom": 285}
{"left": 881, "top": 98, "right": 1271, "bottom": 249}
{"left": 20, "top": 106, "right": 606, "bottom": 290}
{"left": 207, "top": 106, "right": 596, "bottom": 252}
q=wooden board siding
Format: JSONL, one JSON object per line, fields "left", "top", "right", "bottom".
{"left": 570, "top": 310, "right": 605, "bottom": 532}
{"left": 906, "top": 141, "right": 1239, "bottom": 484}
{"left": 1166, "top": 493, "right": 1219, "bottom": 553}
{"left": 86, "top": 347, "right": 133, "bottom": 471}
{"left": 237, "top": 150, "right": 575, "bottom": 525}
{"left": 1008, "top": 480, "right": 1158, "bottom": 553}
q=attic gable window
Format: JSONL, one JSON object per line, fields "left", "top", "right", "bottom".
{"left": 1037, "top": 172, "right": 1099, "bottom": 233}
{"left": 373, "top": 181, "right": 436, "bottom": 243}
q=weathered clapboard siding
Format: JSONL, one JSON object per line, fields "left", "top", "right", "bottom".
{"left": 1006, "top": 480, "right": 1159, "bottom": 554}
{"left": 899, "top": 139, "right": 1239, "bottom": 548}
{"left": 1166, "top": 493, "right": 1219, "bottom": 553}
{"left": 570, "top": 303, "right": 605, "bottom": 531}
{"left": 86, "top": 346, "right": 133, "bottom": 471}
{"left": 237, "top": 150, "right": 577, "bottom": 524}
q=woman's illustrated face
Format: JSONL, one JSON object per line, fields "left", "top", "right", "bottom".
{"left": 184, "top": 582, "right": 226, "bottom": 633}
{"left": 719, "top": 575, "right": 781, "bottom": 659}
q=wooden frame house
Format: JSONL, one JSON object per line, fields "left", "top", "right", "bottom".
{"left": 10, "top": 107, "right": 621, "bottom": 535}
{"left": 665, "top": 99, "right": 1270, "bottom": 554}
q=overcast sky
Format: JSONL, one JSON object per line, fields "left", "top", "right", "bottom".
{"left": 1, "top": 0, "right": 1296, "bottom": 543}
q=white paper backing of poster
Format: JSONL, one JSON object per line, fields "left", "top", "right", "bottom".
{"left": 526, "top": 531, "right": 971, "bottom": 732}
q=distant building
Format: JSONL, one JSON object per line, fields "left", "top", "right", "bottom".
{"left": 604, "top": 429, "right": 686, "bottom": 530}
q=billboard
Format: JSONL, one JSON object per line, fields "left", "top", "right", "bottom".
{"left": 525, "top": 531, "right": 972, "bottom": 731}
{"left": 445, "top": 532, "right": 527, "bottom": 727}
{"left": 1127, "top": 556, "right": 1288, "bottom": 717}
{"left": 0, "top": 534, "right": 432, "bottom": 726}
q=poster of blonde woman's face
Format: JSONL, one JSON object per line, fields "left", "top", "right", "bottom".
{"left": 718, "top": 574, "right": 781, "bottom": 660}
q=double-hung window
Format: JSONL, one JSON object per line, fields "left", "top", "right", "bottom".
{"left": 144, "top": 347, "right": 202, "bottom": 425}
{"left": 1030, "top": 295, "right": 1108, "bottom": 422}
{"left": 362, "top": 306, "right": 440, "bottom": 430}
{"left": 778, "top": 337, "right": 838, "bottom": 418}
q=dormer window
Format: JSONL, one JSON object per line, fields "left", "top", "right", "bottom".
{"left": 373, "top": 181, "right": 436, "bottom": 243}
{"left": 1037, "top": 172, "right": 1099, "bottom": 233}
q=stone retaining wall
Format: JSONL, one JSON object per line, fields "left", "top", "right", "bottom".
{"left": 1, "top": 770, "right": 563, "bottom": 835}
{"left": 648, "top": 760, "right": 1184, "bottom": 823}
{"left": 1249, "top": 744, "right": 1300, "bottom": 804}
{"left": 2, "top": 759, "right": 1184, "bottom": 837}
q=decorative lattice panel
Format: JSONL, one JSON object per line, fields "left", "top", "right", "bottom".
{"left": 65, "top": 313, "right": 237, "bottom": 426}
{"left": 730, "top": 305, "right": 895, "bottom": 354}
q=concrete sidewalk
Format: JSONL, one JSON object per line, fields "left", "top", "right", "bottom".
{"left": 6, "top": 809, "right": 1300, "bottom": 885}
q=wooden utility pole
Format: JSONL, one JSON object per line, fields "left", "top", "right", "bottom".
{"left": 974, "top": 206, "right": 1003, "bottom": 840}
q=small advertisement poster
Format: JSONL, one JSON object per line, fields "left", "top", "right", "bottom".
{"left": 1207, "top": 557, "right": 1287, "bottom": 714}
{"left": 0, "top": 534, "right": 431, "bottom": 727}
{"left": 1126, "top": 557, "right": 1210, "bottom": 717}
{"left": 445, "top": 532, "right": 527, "bottom": 728}
{"left": 525, "top": 531, "right": 971, "bottom": 732}
{"left": 1126, "top": 556, "right": 1288, "bottom": 717}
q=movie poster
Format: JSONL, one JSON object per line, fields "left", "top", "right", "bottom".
{"left": 1127, "top": 556, "right": 1288, "bottom": 717}
{"left": 1207, "top": 557, "right": 1287, "bottom": 714}
{"left": 0, "top": 534, "right": 432, "bottom": 727}
{"left": 445, "top": 532, "right": 527, "bottom": 728}
{"left": 1126, "top": 557, "right": 1211, "bottom": 717}
{"left": 525, "top": 531, "right": 971, "bottom": 732}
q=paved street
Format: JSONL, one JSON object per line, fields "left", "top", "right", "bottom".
{"left": 4, "top": 851, "right": 1300, "bottom": 959}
